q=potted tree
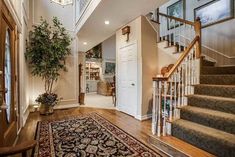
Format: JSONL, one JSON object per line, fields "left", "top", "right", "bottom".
{"left": 25, "top": 17, "right": 72, "bottom": 115}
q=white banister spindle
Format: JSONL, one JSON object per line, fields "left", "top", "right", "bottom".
{"left": 184, "top": 24, "right": 187, "bottom": 50}
{"left": 162, "top": 81, "right": 167, "bottom": 136}
{"left": 160, "top": 16, "right": 162, "bottom": 39}
{"left": 190, "top": 53, "right": 193, "bottom": 94}
{"left": 179, "top": 22, "right": 181, "bottom": 51}
{"left": 190, "top": 26, "right": 194, "bottom": 41}
{"left": 152, "top": 12, "right": 200, "bottom": 137}
{"left": 174, "top": 20, "right": 176, "bottom": 45}
{"left": 193, "top": 47, "right": 196, "bottom": 84}
{"left": 164, "top": 17, "right": 168, "bottom": 40}
{"left": 169, "top": 80, "right": 173, "bottom": 121}
{"left": 179, "top": 66, "right": 183, "bottom": 107}
{"left": 152, "top": 81, "right": 157, "bottom": 135}
{"left": 187, "top": 55, "right": 191, "bottom": 94}
{"left": 157, "top": 81, "right": 162, "bottom": 137}
{"left": 182, "top": 63, "right": 186, "bottom": 105}
{"left": 177, "top": 69, "right": 180, "bottom": 107}
{"left": 185, "top": 57, "right": 188, "bottom": 96}
{"left": 173, "top": 73, "right": 177, "bottom": 119}
{"left": 169, "top": 22, "right": 172, "bottom": 46}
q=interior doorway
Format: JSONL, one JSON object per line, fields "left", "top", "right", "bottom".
{"left": 78, "top": 35, "right": 116, "bottom": 109}
{"left": 0, "top": 1, "right": 18, "bottom": 147}
{"left": 84, "top": 60, "right": 115, "bottom": 109}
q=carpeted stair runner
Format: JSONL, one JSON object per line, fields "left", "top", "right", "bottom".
{"left": 201, "top": 66, "right": 235, "bottom": 75}
{"left": 172, "top": 120, "right": 235, "bottom": 157}
{"left": 201, "top": 59, "right": 216, "bottom": 66}
{"left": 200, "top": 75, "right": 235, "bottom": 85}
{"left": 194, "top": 84, "right": 235, "bottom": 98}
{"left": 180, "top": 106, "right": 235, "bottom": 134}
{"left": 172, "top": 59, "right": 235, "bottom": 157}
{"left": 187, "top": 94, "right": 235, "bottom": 114}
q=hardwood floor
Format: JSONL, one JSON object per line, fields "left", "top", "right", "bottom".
{"left": 17, "top": 107, "right": 215, "bottom": 157}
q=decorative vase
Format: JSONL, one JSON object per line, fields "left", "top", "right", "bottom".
{"left": 39, "top": 104, "right": 54, "bottom": 115}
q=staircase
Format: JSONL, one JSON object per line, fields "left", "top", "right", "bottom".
{"left": 172, "top": 59, "right": 235, "bottom": 157}
{"left": 149, "top": 9, "right": 235, "bottom": 157}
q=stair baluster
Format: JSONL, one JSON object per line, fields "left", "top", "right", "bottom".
{"left": 173, "top": 73, "right": 177, "bottom": 118}
{"left": 157, "top": 81, "right": 162, "bottom": 137}
{"left": 169, "top": 81, "right": 173, "bottom": 121}
{"left": 152, "top": 81, "right": 157, "bottom": 135}
{"left": 152, "top": 36, "right": 201, "bottom": 136}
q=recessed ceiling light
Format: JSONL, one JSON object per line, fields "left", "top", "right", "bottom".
{"left": 104, "top": 20, "right": 110, "bottom": 25}
{"left": 83, "top": 42, "right": 87, "bottom": 45}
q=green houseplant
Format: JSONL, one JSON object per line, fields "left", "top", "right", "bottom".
{"left": 25, "top": 17, "right": 72, "bottom": 115}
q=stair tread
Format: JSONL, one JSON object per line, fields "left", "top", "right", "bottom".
{"left": 202, "top": 66, "right": 235, "bottom": 68}
{"left": 187, "top": 94, "right": 235, "bottom": 102}
{"left": 173, "top": 119, "right": 235, "bottom": 145}
{"left": 172, "top": 51, "right": 183, "bottom": 54}
{"left": 157, "top": 40, "right": 168, "bottom": 44}
{"left": 201, "top": 66, "right": 235, "bottom": 75}
{"left": 200, "top": 74, "right": 235, "bottom": 85}
{"left": 194, "top": 84, "right": 235, "bottom": 88}
{"left": 182, "top": 106, "right": 235, "bottom": 121}
{"left": 164, "top": 46, "right": 177, "bottom": 49}
{"left": 201, "top": 74, "right": 235, "bottom": 76}
{"left": 218, "top": 65, "right": 235, "bottom": 68}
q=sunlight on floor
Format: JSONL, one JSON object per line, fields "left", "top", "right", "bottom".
{"left": 82, "top": 93, "right": 115, "bottom": 109}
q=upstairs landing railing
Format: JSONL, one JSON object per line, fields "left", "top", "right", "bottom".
{"left": 152, "top": 11, "right": 202, "bottom": 136}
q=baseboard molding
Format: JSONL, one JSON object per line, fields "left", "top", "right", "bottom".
{"left": 54, "top": 103, "right": 80, "bottom": 110}
{"left": 79, "top": 105, "right": 115, "bottom": 110}
{"left": 135, "top": 114, "right": 152, "bottom": 121}
{"left": 22, "top": 107, "right": 30, "bottom": 127}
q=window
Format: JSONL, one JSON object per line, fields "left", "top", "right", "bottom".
{"left": 4, "top": 29, "right": 11, "bottom": 123}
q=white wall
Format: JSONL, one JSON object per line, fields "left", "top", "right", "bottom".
{"left": 116, "top": 16, "right": 158, "bottom": 120}
{"left": 32, "top": 0, "right": 75, "bottom": 31}
{"left": 101, "top": 34, "right": 116, "bottom": 80}
{"left": 19, "top": 2, "right": 30, "bottom": 126}
{"left": 29, "top": 0, "right": 79, "bottom": 107}
{"left": 102, "top": 34, "right": 116, "bottom": 61}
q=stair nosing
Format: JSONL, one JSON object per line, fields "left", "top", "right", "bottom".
{"left": 186, "top": 94, "right": 235, "bottom": 102}
{"left": 201, "top": 74, "right": 235, "bottom": 76}
{"left": 194, "top": 84, "right": 235, "bottom": 87}
{"left": 181, "top": 106, "right": 235, "bottom": 120}
{"left": 173, "top": 119, "right": 235, "bottom": 145}
{"left": 202, "top": 65, "right": 235, "bottom": 68}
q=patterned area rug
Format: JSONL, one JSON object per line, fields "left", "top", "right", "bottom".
{"left": 34, "top": 113, "right": 163, "bottom": 157}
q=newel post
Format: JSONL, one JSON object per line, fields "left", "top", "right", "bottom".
{"left": 194, "top": 17, "right": 202, "bottom": 58}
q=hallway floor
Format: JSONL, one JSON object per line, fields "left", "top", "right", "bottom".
{"left": 83, "top": 93, "right": 115, "bottom": 109}
{"left": 17, "top": 107, "right": 214, "bottom": 157}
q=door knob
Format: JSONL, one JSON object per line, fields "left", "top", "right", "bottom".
{"left": 131, "top": 83, "right": 135, "bottom": 86}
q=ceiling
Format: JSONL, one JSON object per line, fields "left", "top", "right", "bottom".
{"left": 77, "top": 0, "right": 168, "bottom": 52}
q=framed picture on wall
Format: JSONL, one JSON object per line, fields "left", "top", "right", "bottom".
{"left": 86, "top": 43, "right": 102, "bottom": 59}
{"left": 167, "top": 0, "right": 185, "bottom": 30}
{"left": 103, "top": 60, "right": 115, "bottom": 75}
{"left": 194, "top": 0, "right": 234, "bottom": 28}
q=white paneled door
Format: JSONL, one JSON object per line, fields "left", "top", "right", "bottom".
{"left": 117, "top": 42, "right": 138, "bottom": 117}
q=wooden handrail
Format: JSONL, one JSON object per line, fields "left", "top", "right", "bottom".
{"left": 158, "top": 12, "right": 194, "bottom": 26}
{"left": 0, "top": 140, "right": 37, "bottom": 157}
{"left": 153, "top": 36, "right": 200, "bottom": 81}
